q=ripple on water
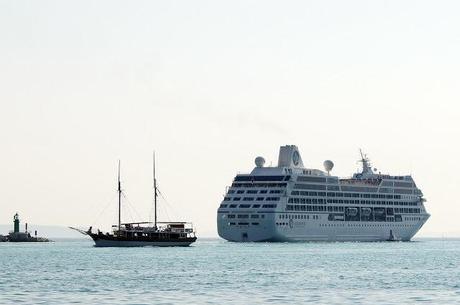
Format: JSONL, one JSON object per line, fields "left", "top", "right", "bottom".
{"left": 1, "top": 239, "right": 460, "bottom": 304}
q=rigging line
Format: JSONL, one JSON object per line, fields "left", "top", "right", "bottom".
{"left": 90, "top": 193, "right": 118, "bottom": 227}
{"left": 148, "top": 183, "right": 156, "bottom": 223}
{"left": 159, "top": 196, "right": 174, "bottom": 222}
{"left": 124, "top": 200, "right": 136, "bottom": 223}
{"left": 157, "top": 187, "right": 181, "bottom": 219}
{"left": 121, "top": 191, "right": 143, "bottom": 221}
{"left": 121, "top": 191, "right": 140, "bottom": 223}
{"left": 85, "top": 191, "right": 116, "bottom": 221}
{"left": 149, "top": 199, "right": 155, "bottom": 223}
{"left": 158, "top": 199, "right": 171, "bottom": 222}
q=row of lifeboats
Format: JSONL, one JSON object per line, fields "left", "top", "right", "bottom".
{"left": 345, "top": 207, "right": 386, "bottom": 216}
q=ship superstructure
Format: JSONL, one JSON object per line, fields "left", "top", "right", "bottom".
{"left": 217, "top": 145, "right": 429, "bottom": 242}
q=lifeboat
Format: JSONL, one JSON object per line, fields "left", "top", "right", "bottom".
{"left": 346, "top": 208, "right": 358, "bottom": 216}
{"left": 361, "top": 208, "right": 372, "bottom": 216}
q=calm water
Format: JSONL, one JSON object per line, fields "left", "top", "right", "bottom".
{"left": 1, "top": 238, "right": 460, "bottom": 304}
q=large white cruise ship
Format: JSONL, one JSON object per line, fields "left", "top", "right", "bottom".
{"left": 217, "top": 145, "right": 430, "bottom": 242}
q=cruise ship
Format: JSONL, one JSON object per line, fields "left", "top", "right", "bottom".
{"left": 217, "top": 145, "right": 430, "bottom": 242}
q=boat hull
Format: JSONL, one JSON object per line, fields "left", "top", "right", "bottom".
{"left": 89, "top": 234, "right": 196, "bottom": 247}
{"left": 93, "top": 239, "right": 195, "bottom": 247}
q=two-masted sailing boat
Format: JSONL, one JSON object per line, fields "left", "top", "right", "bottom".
{"left": 72, "top": 157, "right": 197, "bottom": 247}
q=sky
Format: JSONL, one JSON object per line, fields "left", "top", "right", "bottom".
{"left": 0, "top": 0, "right": 459, "bottom": 237}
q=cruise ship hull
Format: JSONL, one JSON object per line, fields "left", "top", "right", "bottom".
{"left": 218, "top": 214, "right": 429, "bottom": 242}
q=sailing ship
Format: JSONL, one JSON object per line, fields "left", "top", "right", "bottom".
{"left": 72, "top": 157, "right": 197, "bottom": 247}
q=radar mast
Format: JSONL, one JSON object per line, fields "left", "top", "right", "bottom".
{"left": 359, "top": 149, "right": 373, "bottom": 175}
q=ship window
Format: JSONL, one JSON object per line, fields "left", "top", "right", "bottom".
{"left": 234, "top": 175, "right": 286, "bottom": 182}
{"left": 220, "top": 204, "right": 228, "bottom": 208}
{"left": 294, "top": 183, "right": 326, "bottom": 190}
{"left": 239, "top": 204, "right": 251, "bottom": 208}
{"left": 247, "top": 190, "right": 258, "bottom": 194}
{"left": 256, "top": 197, "right": 264, "bottom": 201}
{"left": 227, "top": 214, "right": 235, "bottom": 218}
{"left": 252, "top": 204, "right": 261, "bottom": 208}
{"left": 251, "top": 223, "right": 259, "bottom": 225}
{"left": 251, "top": 214, "right": 259, "bottom": 218}
{"left": 297, "top": 176, "right": 326, "bottom": 183}
{"left": 237, "top": 215, "right": 249, "bottom": 218}
{"left": 233, "top": 197, "right": 241, "bottom": 201}
{"left": 243, "top": 197, "right": 254, "bottom": 201}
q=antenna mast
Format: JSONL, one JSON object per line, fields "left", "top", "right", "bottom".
{"left": 118, "top": 160, "right": 121, "bottom": 235}
{"left": 359, "top": 149, "right": 372, "bottom": 174}
{"left": 359, "top": 149, "right": 365, "bottom": 163}
{"left": 153, "top": 152, "right": 158, "bottom": 230}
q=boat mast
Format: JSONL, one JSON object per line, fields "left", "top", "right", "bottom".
{"left": 153, "top": 153, "right": 158, "bottom": 230}
{"left": 118, "top": 160, "right": 121, "bottom": 234}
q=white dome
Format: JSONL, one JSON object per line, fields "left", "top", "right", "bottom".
{"left": 323, "top": 160, "right": 334, "bottom": 172}
{"left": 255, "top": 156, "right": 265, "bottom": 167}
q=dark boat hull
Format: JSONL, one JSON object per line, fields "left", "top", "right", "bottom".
{"left": 89, "top": 233, "right": 196, "bottom": 247}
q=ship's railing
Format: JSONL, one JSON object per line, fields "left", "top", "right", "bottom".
{"left": 116, "top": 222, "right": 196, "bottom": 237}
{"left": 339, "top": 178, "right": 381, "bottom": 186}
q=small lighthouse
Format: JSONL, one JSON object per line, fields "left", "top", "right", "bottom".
{"left": 14, "top": 213, "right": 20, "bottom": 233}
{"left": 3, "top": 213, "right": 50, "bottom": 242}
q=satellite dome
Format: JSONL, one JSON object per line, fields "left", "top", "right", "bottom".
{"left": 255, "top": 156, "right": 265, "bottom": 167}
{"left": 323, "top": 160, "right": 334, "bottom": 173}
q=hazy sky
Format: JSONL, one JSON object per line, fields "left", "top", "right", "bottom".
{"left": 1, "top": 0, "right": 459, "bottom": 237}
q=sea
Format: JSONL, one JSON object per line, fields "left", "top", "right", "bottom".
{"left": 1, "top": 238, "right": 459, "bottom": 304}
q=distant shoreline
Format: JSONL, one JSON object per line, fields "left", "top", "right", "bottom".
{"left": 1, "top": 225, "right": 459, "bottom": 240}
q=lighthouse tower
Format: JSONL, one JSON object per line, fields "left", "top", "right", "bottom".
{"left": 13, "top": 213, "right": 20, "bottom": 233}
